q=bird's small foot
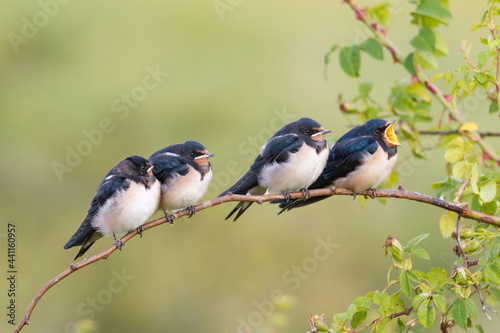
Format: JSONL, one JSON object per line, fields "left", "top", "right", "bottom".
{"left": 282, "top": 191, "right": 291, "bottom": 203}
{"left": 352, "top": 193, "right": 357, "bottom": 200}
{"left": 299, "top": 188, "right": 310, "bottom": 200}
{"left": 113, "top": 234, "right": 124, "bottom": 250}
{"left": 163, "top": 211, "right": 174, "bottom": 225}
{"left": 137, "top": 225, "right": 144, "bottom": 238}
{"left": 187, "top": 205, "right": 196, "bottom": 218}
{"left": 364, "top": 188, "right": 377, "bottom": 199}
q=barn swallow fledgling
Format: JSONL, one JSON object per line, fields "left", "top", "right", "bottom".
{"left": 64, "top": 156, "right": 161, "bottom": 260}
{"left": 219, "top": 117, "right": 331, "bottom": 221}
{"left": 277, "top": 118, "right": 401, "bottom": 212}
{"left": 149, "top": 141, "right": 214, "bottom": 224}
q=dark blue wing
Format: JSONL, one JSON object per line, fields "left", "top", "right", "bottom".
{"left": 311, "top": 136, "right": 379, "bottom": 188}
{"left": 64, "top": 175, "right": 129, "bottom": 249}
{"left": 277, "top": 136, "right": 379, "bottom": 211}
{"left": 149, "top": 154, "right": 190, "bottom": 183}
{"left": 219, "top": 134, "right": 303, "bottom": 197}
{"left": 260, "top": 134, "right": 303, "bottom": 164}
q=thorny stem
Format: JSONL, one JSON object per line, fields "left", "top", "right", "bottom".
{"left": 419, "top": 130, "right": 500, "bottom": 137}
{"left": 344, "top": 0, "right": 500, "bottom": 161}
{"left": 389, "top": 306, "right": 414, "bottom": 320}
{"left": 473, "top": 283, "right": 497, "bottom": 320}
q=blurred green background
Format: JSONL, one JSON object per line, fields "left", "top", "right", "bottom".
{"left": 1, "top": 1, "right": 499, "bottom": 332}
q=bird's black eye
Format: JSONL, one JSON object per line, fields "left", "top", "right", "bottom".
{"left": 374, "top": 129, "right": 382, "bottom": 135}
{"left": 190, "top": 152, "right": 195, "bottom": 157}
{"left": 305, "top": 130, "right": 312, "bottom": 135}
{"left": 141, "top": 165, "right": 146, "bottom": 171}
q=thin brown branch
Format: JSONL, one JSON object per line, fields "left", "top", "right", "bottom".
{"left": 473, "top": 283, "right": 497, "bottom": 319}
{"left": 13, "top": 186, "right": 500, "bottom": 332}
{"left": 419, "top": 130, "right": 500, "bottom": 137}
{"left": 389, "top": 306, "right": 413, "bottom": 320}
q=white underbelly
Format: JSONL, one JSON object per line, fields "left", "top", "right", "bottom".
{"left": 334, "top": 147, "right": 397, "bottom": 193}
{"left": 92, "top": 180, "right": 161, "bottom": 236}
{"left": 160, "top": 169, "right": 212, "bottom": 212}
{"left": 259, "top": 145, "right": 328, "bottom": 193}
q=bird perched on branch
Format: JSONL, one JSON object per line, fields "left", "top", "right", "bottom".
{"left": 64, "top": 156, "right": 161, "bottom": 260}
{"left": 277, "top": 118, "right": 401, "bottom": 213}
{"left": 149, "top": 141, "right": 214, "bottom": 223}
{"left": 219, "top": 117, "right": 331, "bottom": 221}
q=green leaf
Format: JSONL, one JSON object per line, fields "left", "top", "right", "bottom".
{"left": 475, "top": 72, "right": 487, "bottom": 84}
{"left": 427, "top": 268, "right": 447, "bottom": 288}
{"left": 411, "top": 26, "right": 436, "bottom": 52}
{"left": 452, "top": 161, "right": 467, "bottom": 179}
{"left": 412, "top": 247, "right": 430, "bottom": 260}
{"left": 477, "top": 49, "right": 490, "bottom": 68}
{"left": 464, "top": 298, "right": 478, "bottom": 319}
{"left": 324, "top": 44, "right": 339, "bottom": 79}
{"left": 475, "top": 324, "right": 485, "bottom": 333}
{"left": 416, "top": 0, "right": 452, "bottom": 20}
{"left": 407, "top": 82, "right": 431, "bottom": 103}
{"left": 480, "top": 179, "right": 497, "bottom": 202}
{"left": 418, "top": 298, "right": 435, "bottom": 328}
{"left": 400, "top": 271, "right": 412, "bottom": 298}
{"left": 353, "top": 296, "right": 371, "bottom": 310}
{"left": 404, "top": 233, "right": 430, "bottom": 253}
{"left": 359, "top": 82, "right": 373, "bottom": 97}
{"left": 360, "top": 38, "right": 384, "bottom": 60}
{"left": 417, "top": 51, "right": 438, "bottom": 69}
{"left": 432, "top": 294, "right": 447, "bottom": 313}
{"left": 372, "top": 291, "right": 391, "bottom": 312}
{"left": 489, "top": 101, "right": 499, "bottom": 113}
{"left": 372, "top": 3, "right": 391, "bottom": 26}
{"left": 444, "top": 146, "right": 464, "bottom": 163}
{"left": 485, "top": 264, "right": 500, "bottom": 284}
{"left": 433, "top": 30, "right": 448, "bottom": 56}
{"left": 482, "top": 200, "right": 498, "bottom": 215}
{"left": 451, "top": 299, "right": 468, "bottom": 330}
{"left": 338, "top": 303, "right": 357, "bottom": 320}
{"left": 412, "top": 293, "right": 428, "bottom": 309}
{"left": 398, "top": 318, "right": 405, "bottom": 332}
{"left": 351, "top": 310, "right": 367, "bottom": 329}
{"left": 407, "top": 270, "right": 422, "bottom": 283}
{"left": 446, "top": 136, "right": 464, "bottom": 148}
{"left": 439, "top": 212, "right": 456, "bottom": 238}
{"left": 471, "top": 162, "right": 479, "bottom": 194}
{"left": 339, "top": 46, "right": 360, "bottom": 77}
{"left": 404, "top": 52, "right": 416, "bottom": 75}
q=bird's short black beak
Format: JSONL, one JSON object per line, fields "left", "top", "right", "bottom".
{"left": 312, "top": 129, "right": 331, "bottom": 137}
{"left": 195, "top": 152, "right": 215, "bottom": 159}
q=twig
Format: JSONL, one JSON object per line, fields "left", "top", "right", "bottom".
{"left": 419, "top": 130, "right": 500, "bottom": 137}
{"left": 12, "top": 186, "right": 500, "bottom": 332}
{"left": 473, "top": 283, "right": 497, "bottom": 320}
{"left": 389, "top": 306, "right": 413, "bottom": 320}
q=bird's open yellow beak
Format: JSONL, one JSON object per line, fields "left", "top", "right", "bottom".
{"left": 384, "top": 121, "right": 401, "bottom": 147}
